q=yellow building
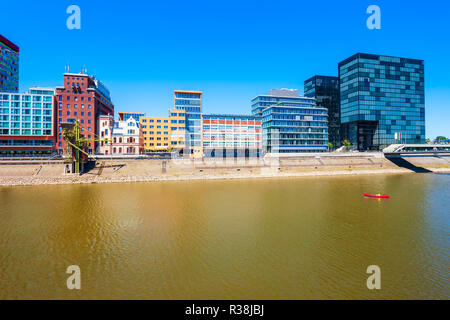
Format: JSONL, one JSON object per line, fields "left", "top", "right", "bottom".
{"left": 140, "top": 109, "right": 186, "bottom": 152}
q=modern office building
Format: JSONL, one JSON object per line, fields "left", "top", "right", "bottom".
{"left": 173, "top": 90, "right": 202, "bottom": 157}
{"left": 0, "top": 34, "right": 19, "bottom": 93}
{"left": 251, "top": 89, "right": 303, "bottom": 118}
{"left": 140, "top": 109, "right": 186, "bottom": 152}
{"left": 202, "top": 114, "right": 262, "bottom": 157}
{"left": 118, "top": 112, "right": 146, "bottom": 122}
{"left": 339, "top": 53, "right": 425, "bottom": 150}
{"left": 304, "top": 76, "right": 340, "bottom": 148}
{"left": 55, "top": 72, "right": 114, "bottom": 154}
{"left": 98, "top": 115, "right": 142, "bottom": 155}
{"left": 0, "top": 88, "right": 56, "bottom": 155}
{"left": 253, "top": 89, "right": 328, "bottom": 153}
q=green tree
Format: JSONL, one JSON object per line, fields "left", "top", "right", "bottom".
{"left": 328, "top": 142, "right": 333, "bottom": 151}
{"left": 435, "top": 136, "right": 447, "bottom": 141}
{"left": 342, "top": 139, "right": 351, "bottom": 151}
{"left": 426, "top": 138, "right": 431, "bottom": 144}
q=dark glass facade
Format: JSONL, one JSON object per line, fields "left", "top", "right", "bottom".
{"left": 304, "top": 76, "right": 340, "bottom": 147}
{"left": 0, "top": 34, "right": 19, "bottom": 93}
{"left": 339, "top": 53, "right": 425, "bottom": 150}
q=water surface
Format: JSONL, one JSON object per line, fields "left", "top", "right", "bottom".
{"left": 0, "top": 173, "right": 448, "bottom": 299}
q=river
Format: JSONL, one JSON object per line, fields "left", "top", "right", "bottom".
{"left": 0, "top": 173, "right": 448, "bottom": 299}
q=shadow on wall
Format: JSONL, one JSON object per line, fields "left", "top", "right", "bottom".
{"left": 385, "top": 156, "right": 433, "bottom": 173}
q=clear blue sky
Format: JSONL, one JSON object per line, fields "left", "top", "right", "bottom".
{"left": 1, "top": 0, "right": 449, "bottom": 139}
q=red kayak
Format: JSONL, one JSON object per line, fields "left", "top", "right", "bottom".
{"left": 364, "top": 194, "right": 390, "bottom": 199}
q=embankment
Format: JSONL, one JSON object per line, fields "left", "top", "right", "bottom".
{"left": 0, "top": 153, "right": 449, "bottom": 187}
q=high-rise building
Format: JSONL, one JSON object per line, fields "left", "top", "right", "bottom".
{"left": 55, "top": 72, "right": 114, "bottom": 154}
{"left": 202, "top": 114, "right": 262, "bottom": 157}
{"left": 0, "top": 34, "right": 19, "bottom": 93}
{"left": 252, "top": 90, "right": 328, "bottom": 153}
{"left": 140, "top": 109, "right": 186, "bottom": 152}
{"left": 339, "top": 53, "right": 425, "bottom": 150}
{"left": 0, "top": 88, "right": 56, "bottom": 155}
{"left": 173, "top": 90, "right": 202, "bottom": 157}
{"left": 304, "top": 76, "right": 340, "bottom": 148}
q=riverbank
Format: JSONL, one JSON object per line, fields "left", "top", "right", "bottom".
{"left": 1, "top": 154, "right": 449, "bottom": 187}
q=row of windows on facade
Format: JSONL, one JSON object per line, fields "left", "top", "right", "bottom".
{"left": 106, "top": 147, "right": 138, "bottom": 154}
{"left": 0, "top": 95, "right": 52, "bottom": 102}
{"left": 141, "top": 122, "right": 185, "bottom": 128}
{"left": 144, "top": 143, "right": 170, "bottom": 147}
{"left": 59, "top": 103, "right": 92, "bottom": 109}
{"left": 0, "top": 129, "right": 51, "bottom": 135}
{"left": 102, "top": 137, "right": 137, "bottom": 144}
{"left": 141, "top": 119, "right": 185, "bottom": 124}
{"left": 58, "top": 96, "right": 92, "bottom": 102}
{"left": 142, "top": 129, "right": 183, "bottom": 134}
{"left": 144, "top": 137, "right": 169, "bottom": 141}
{"left": 58, "top": 126, "right": 91, "bottom": 132}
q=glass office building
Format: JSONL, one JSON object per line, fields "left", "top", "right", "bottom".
{"left": 253, "top": 90, "right": 328, "bottom": 153}
{"left": 173, "top": 90, "right": 202, "bottom": 156}
{"left": 0, "top": 88, "right": 55, "bottom": 154}
{"left": 304, "top": 76, "right": 340, "bottom": 148}
{"left": 0, "top": 34, "right": 19, "bottom": 93}
{"left": 251, "top": 89, "right": 304, "bottom": 117}
{"left": 339, "top": 53, "right": 425, "bottom": 150}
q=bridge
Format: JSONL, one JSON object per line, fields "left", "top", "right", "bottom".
{"left": 383, "top": 144, "right": 450, "bottom": 157}
{"left": 383, "top": 144, "right": 450, "bottom": 173}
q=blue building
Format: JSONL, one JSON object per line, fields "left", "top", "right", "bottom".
{"left": 0, "top": 87, "right": 55, "bottom": 155}
{"left": 173, "top": 90, "right": 203, "bottom": 156}
{"left": 339, "top": 53, "right": 425, "bottom": 150}
{"left": 252, "top": 89, "right": 329, "bottom": 153}
{"left": 304, "top": 76, "right": 340, "bottom": 148}
{"left": 0, "top": 34, "right": 19, "bottom": 93}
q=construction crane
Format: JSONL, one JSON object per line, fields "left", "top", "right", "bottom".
{"left": 61, "top": 120, "right": 112, "bottom": 174}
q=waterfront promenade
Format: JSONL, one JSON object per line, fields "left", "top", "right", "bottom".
{"left": 0, "top": 153, "right": 449, "bottom": 187}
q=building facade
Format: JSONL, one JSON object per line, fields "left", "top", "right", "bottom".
{"left": 140, "top": 109, "right": 186, "bottom": 152}
{"left": 173, "top": 90, "right": 202, "bottom": 157}
{"left": 252, "top": 89, "right": 328, "bottom": 153}
{"left": 202, "top": 114, "right": 262, "bottom": 157}
{"left": 55, "top": 72, "right": 114, "bottom": 154}
{"left": 118, "top": 112, "right": 146, "bottom": 122}
{"left": 253, "top": 90, "right": 328, "bottom": 153}
{"left": 304, "top": 76, "right": 340, "bottom": 148}
{"left": 98, "top": 115, "right": 142, "bottom": 155}
{"left": 339, "top": 53, "right": 425, "bottom": 150}
{"left": 0, "top": 34, "right": 19, "bottom": 93}
{"left": 251, "top": 89, "right": 303, "bottom": 118}
{"left": 0, "top": 88, "right": 56, "bottom": 155}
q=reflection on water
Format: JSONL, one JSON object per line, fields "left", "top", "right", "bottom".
{"left": 0, "top": 174, "right": 449, "bottom": 299}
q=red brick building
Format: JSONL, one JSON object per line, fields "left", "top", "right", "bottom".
{"left": 55, "top": 72, "right": 114, "bottom": 154}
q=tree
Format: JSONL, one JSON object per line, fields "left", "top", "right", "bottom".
{"left": 426, "top": 138, "right": 431, "bottom": 144}
{"left": 328, "top": 142, "right": 334, "bottom": 151}
{"left": 435, "top": 136, "right": 447, "bottom": 141}
{"left": 342, "top": 139, "right": 351, "bottom": 151}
